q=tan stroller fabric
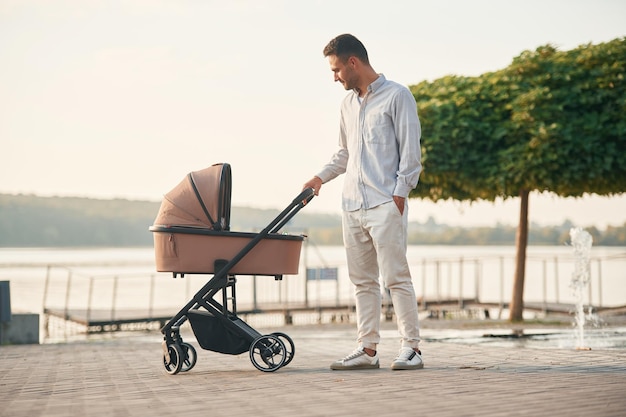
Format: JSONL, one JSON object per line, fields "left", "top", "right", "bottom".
{"left": 151, "top": 227, "right": 303, "bottom": 275}
{"left": 151, "top": 163, "right": 304, "bottom": 275}
{"left": 153, "top": 163, "right": 231, "bottom": 230}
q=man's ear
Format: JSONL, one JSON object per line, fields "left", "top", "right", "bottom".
{"left": 348, "top": 56, "right": 358, "bottom": 68}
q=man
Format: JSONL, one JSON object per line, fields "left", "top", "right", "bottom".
{"left": 303, "top": 34, "right": 423, "bottom": 370}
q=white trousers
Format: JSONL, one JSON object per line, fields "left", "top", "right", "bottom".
{"left": 342, "top": 201, "right": 420, "bottom": 350}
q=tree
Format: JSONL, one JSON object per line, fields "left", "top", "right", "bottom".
{"left": 409, "top": 37, "right": 626, "bottom": 321}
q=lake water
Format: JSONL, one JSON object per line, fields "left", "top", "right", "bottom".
{"left": 2, "top": 244, "right": 625, "bottom": 313}
{"left": 1, "top": 245, "right": 625, "bottom": 347}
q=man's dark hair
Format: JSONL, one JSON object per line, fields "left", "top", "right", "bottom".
{"left": 323, "top": 33, "right": 369, "bottom": 64}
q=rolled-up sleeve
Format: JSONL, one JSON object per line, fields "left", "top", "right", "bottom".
{"left": 317, "top": 147, "right": 348, "bottom": 183}
{"left": 393, "top": 88, "right": 422, "bottom": 198}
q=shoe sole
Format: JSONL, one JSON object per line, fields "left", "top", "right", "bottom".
{"left": 391, "top": 363, "right": 424, "bottom": 370}
{"left": 330, "top": 363, "right": 380, "bottom": 370}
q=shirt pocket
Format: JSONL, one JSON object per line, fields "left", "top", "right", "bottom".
{"left": 363, "top": 112, "right": 393, "bottom": 145}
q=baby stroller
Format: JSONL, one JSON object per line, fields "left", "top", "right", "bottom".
{"left": 149, "top": 163, "right": 314, "bottom": 374}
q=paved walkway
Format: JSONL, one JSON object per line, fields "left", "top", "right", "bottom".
{"left": 1, "top": 321, "right": 625, "bottom": 417}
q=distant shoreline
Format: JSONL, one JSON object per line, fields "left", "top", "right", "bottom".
{"left": 2, "top": 193, "right": 625, "bottom": 246}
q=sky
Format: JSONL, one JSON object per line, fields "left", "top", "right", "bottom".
{"left": 1, "top": 0, "right": 625, "bottom": 229}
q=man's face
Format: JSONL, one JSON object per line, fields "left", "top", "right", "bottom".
{"left": 328, "top": 54, "right": 357, "bottom": 91}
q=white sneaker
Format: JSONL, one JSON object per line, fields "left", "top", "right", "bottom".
{"left": 330, "top": 347, "right": 379, "bottom": 370}
{"left": 391, "top": 347, "right": 424, "bottom": 370}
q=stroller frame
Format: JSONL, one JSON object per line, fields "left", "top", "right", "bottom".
{"left": 155, "top": 185, "right": 315, "bottom": 374}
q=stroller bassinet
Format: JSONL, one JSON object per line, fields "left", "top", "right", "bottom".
{"left": 150, "top": 163, "right": 314, "bottom": 374}
{"left": 151, "top": 163, "right": 303, "bottom": 276}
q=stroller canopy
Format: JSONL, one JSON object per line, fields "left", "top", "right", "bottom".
{"left": 153, "top": 163, "right": 231, "bottom": 230}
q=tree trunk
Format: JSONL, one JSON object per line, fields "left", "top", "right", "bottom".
{"left": 509, "top": 189, "right": 530, "bottom": 322}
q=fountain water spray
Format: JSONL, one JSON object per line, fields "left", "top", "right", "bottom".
{"left": 569, "top": 227, "right": 592, "bottom": 350}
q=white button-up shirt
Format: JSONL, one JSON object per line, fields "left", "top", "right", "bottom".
{"left": 317, "top": 74, "right": 422, "bottom": 212}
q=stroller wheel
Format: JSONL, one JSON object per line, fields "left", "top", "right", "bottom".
{"left": 180, "top": 342, "right": 198, "bottom": 372}
{"left": 249, "top": 335, "right": 287, "bottom": 372}
{"left": 272, "top": 332, "right": 295, "bottom": 366}
{"left": 163, "top": 344, "right": 183, "bottom": 375}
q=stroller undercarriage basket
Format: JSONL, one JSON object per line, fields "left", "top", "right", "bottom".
{"left": 187, "top": 310, "right": 249, "bottom": 355}
{"left": 150, "top": 163, "right": 314, "bottom": 374}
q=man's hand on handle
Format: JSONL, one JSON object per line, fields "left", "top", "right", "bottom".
{"left": 303, "top": 176, "right": 323, "bottom": 196}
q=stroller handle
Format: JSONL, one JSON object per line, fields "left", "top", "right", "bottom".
{"left": 266, "top": 188, "right": 314, "bottom": 234}
{"left": 294, "top": 187, "right": 315, "bottom": 206}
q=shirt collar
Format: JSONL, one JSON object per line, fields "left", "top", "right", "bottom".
{"left": 353, "top": 73, "right": 386, "bottom": 97}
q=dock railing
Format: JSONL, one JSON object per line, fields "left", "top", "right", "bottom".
{"left": 34, "top": 250, "right": 626, "bottom": 334}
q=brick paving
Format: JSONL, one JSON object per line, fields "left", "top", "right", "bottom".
{"left": 1, "top": 321, "right": 625, "bottom": 417}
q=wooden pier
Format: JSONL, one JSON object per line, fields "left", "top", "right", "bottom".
{"left": 44, "top": 299, "right": 626, "bottom": 335}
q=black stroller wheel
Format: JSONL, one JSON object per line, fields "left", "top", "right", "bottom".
{"left": 249, "top": 335, "right": 287, "bottom": 372}
{"left": 272, "top": 332, "right": 295, "bottom": 366}
{"left": 163, "top": 344, "right": 183, "bottom": 375}
{"left": 180, "top": 342, "right": 197, "bottom": 372}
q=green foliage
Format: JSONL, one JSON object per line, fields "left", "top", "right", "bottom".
{"left": 410, "top": 37, "right": 626, "bottom": 202}
{"left": 410, "top": 38, "right": 626, "bottom": 321}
